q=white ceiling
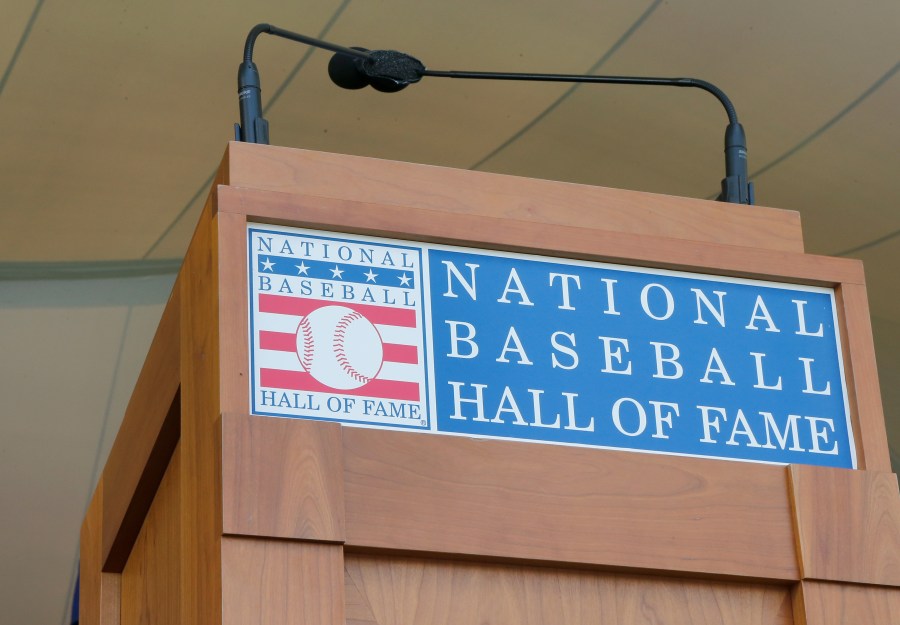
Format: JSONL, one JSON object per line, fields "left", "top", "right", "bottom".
{"left": 1, "top": 1, "right": 898, "bottom": 623}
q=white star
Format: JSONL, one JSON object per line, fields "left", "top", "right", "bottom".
{"left": 398, "top": 273, "right": 412, "bottom": 287}
{"left": 364, "top": 269, "right": 378, "bottom": 283}
{"left": 260, "top": 257, "right": 275, "bottom": 272}
{"left": 296, "top": 262, "right": 309, "bottom": 275}
{"left": 330, "top": 265, "right": 345, "bottom": 279}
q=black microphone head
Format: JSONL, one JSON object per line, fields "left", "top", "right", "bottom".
{"left": 329, "top": 48, "right": 425, "bottom": 93}
{"left": 362, "top": 50, "right": 425, "bottom": 92}
{"left": 328, "top": 48, "right": 371, "bottom": 90}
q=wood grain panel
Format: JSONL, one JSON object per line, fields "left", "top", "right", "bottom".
{"left": 80, "top": 478, "right": 121, "bottom": 625}
{"left": 216, "top": 186, "right": 861, "bottom": 286}
{"left": 102, "top": 283, "right": 181, "bottom": 567}
{"left": 221, "top": 537, "right": 345, "bottom": 625}
{"left": 836, "top": 283, "right": 890, "bottom": 471}
{"left": 224, "top": 142, "right": 804, "bottom": 253}
{"left": 120, "top": 445, "right": 181, "bottom": 625}
{"left": 789, "top": 464, "right": 900, "bottom": 586}
{"left": 793, "top": 580, "right": 900, "bottom": 625}
{"left": 217, "top": 210, "right": 251, "bottom": 416}
{"left": 221, "top": 413, "right": 345, "bottom": 541}
{"left": 178, "top": 200, "right": 222, "bottom": 625}
{"left": 344, "top": 554, "right": 794, "bottom": 625}
{"left": 342, "top": 427, "right": 799, "bottom": 580}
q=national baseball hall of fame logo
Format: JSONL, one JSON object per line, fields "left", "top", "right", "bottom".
{"left": 249, "top": 225, "right": 429, "bottom": 428}
{"left": 248, "top": 222, "right": 855, "bottom": 469}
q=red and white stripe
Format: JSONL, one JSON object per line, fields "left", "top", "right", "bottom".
{"left": 255, "top": 294, "right": 422, "bottom": 401}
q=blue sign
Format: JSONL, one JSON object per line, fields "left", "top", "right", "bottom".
{"left": 249, "top": 224, "right": 855, "bottom": 469}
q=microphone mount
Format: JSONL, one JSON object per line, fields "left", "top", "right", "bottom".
{"left": 236, "top": 23, "right": 753, "bottom": 205}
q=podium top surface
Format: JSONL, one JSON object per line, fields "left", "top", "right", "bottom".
{"left": 220, "top": 142, "right": 804, "bottom": 254}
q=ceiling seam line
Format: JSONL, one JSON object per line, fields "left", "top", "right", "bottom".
{"left": 141, "top": 0, "right": 355, "bottom": 260}
{"left": 468, "top": 0, "right": 663, "bottom": 171}
{"left": 705, "top": 59, "right": 900, "bottom": 202}
{"left": 836, "top": 225, "right": 900, "bottom": 257}
{"left": 0, "top": 259, "right": 183, "bottom": 281}
{"left": 141, "top": 172, "right": 216, "bottom": 259}
{"left": 752, "top": 60, "right": 900, "bottom": 181}
{"left": 0, "top": 0, "right": 46, "bottom": 99}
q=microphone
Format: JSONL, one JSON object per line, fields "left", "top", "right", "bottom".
{"left": 236, "top": 24, "right": 753, "bottom": 205}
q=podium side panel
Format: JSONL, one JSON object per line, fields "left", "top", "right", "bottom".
{"left": 179, "top": 201, "right": 223, "bottom": 625}
{"left": 120, "top": 446, "right": 182, "bottom": 625}
{"left": 101, "top": 283, "right": 180, "bottom": 568}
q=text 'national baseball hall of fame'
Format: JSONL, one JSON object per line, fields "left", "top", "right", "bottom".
{"left": 248, "top": 224, "right": 855, "bottom": 469}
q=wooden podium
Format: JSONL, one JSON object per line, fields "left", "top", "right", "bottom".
{"left": 81, "top": 142, "right": 900, "bottom": 625}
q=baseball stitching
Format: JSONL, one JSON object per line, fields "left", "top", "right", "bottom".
{"left": 333, "top": 311, "right": 374, "bottom": 384}
{"left": 297, "top": 316, "right": 315, "bottom": 372}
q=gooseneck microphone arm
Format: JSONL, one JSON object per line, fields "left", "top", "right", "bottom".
{"left": 236, "top": 23, "right": 754, "bottom": 204}
{"left": 425, "top": 70, "right": 738, "bottom": 122}
{"left": 236, "top": 24, "right": 373, "bottom": 144}
{"left": 419, "top": 70, "right": 752, "bottom": 204}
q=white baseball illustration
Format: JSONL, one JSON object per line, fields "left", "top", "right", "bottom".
{"left": 296, "top": 305, "right": 384, "bottom": 390}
